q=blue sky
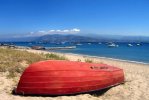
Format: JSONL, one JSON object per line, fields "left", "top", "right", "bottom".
{"left": 0, "top": 0, "right": 149, "bottom": 37}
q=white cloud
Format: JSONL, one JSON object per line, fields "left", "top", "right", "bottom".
{"left": 56, "top": 30, "right": 61, "bottom": 32}
{"left": 24, "top": 28, "right": 81, "bottom": 37}
{"left": 38, "top": 31, "right": 45, "bottom": 33}
{"left": 30, "top": 32, "right": 34, "bottom": 34}
{"left": 71, "top": 28, "right": 80, "bottom": 32}
{"left": 47, "top": 28, "right": 80, "bottom": 33}
{"left": 49, "top": 30, "right": 55, "bottom": 32}
{"left": 63, "top": 30, "right": 69, "bottom": 32}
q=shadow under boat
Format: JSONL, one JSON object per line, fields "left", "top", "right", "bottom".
{"left": 12, "top": 82, "right": 125, "bottom": 97}
{"left": 12, "top": 87, "right": 111, "bottom": 97}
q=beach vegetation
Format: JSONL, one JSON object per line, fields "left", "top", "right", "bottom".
{"left": 0, "top": 48, "right": 67, "bottom": 78}
{"left": 77, "top": 59, "right": 81, "bottom": 62}
{"left": 45, "top": 53, "right": 68, "bottom": 60}
{"left": 85, "top": 58, "right": 93, "bottom": 63}
{"left": 0, "top": 48, "right": 46, "bottom": 78}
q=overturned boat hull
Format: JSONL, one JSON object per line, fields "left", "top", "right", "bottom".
{"left": 15, "top": 60, "right": 124, "bottom": 95}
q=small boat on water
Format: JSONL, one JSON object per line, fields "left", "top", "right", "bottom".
{"left": 128, "top": 44, "right": 133, "bottom": 47}
{"left": 76, "top": 43, "right": 82, "bottom": 46}
{"left": 15, "top": 60, "right": 124, "bottom": 95}
{"left": 136, "top": 43, "right": 141, "bottom": 46}
{"left": 28, "top": 42, "right": 32, "bottom": 44}
{"left": 31, "top": 46, "right": 45, "bottom": 50}
{"left": 108, "top": 43, "right": 119, "bottom": 47}
{"left": 45, "top": 46, "right": 76, "bottom": 50}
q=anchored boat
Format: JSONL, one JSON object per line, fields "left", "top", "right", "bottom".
{"left": 15, "top": 60, "right": 124, "bottom": 95}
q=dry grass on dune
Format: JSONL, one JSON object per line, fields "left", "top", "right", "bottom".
{"left": 0, "top": 48, "right": 67, "bottom": 78}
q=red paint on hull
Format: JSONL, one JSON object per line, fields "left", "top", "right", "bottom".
{"left": 15, "top": 60, "right": 124, "bottom": 95}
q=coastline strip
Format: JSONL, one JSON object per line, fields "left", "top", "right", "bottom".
{"left": 51, "top": 51, "right": 149, "bottom": 65}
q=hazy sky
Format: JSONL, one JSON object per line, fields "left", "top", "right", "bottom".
{"left": 0, "top": 0, "right": 149, "bottom": 36}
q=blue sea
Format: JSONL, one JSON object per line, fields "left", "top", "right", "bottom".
{"left": 5, "top": 42, "right": 149, "bottom": 64}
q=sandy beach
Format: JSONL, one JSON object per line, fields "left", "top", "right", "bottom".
{"left": 0, "top": 48, "right": 149, "bottom": 100}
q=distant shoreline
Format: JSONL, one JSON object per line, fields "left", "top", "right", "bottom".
{"left": 18, "top": 48, "right": 149, "bottom": 66}
{"left": 55, "top": 52, "right": 149, "bottom": 65}
{"left": 1, "top": 44, "right": 149, "bottom": 65}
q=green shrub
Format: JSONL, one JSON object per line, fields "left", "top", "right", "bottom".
{"left": 45, "top": 53, "right": 68, "bottom": 60}
{"left": 77, "top": 59, "right": 81, "bottom": 62}
{"left": 85, "top": 58, "right": 93, "bottom": 63}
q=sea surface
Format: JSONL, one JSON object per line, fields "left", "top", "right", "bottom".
{"left": 3, "top": 42, "right": 149, "bottom": 64}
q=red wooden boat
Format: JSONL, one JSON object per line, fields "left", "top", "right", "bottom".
{"left": 15, "top": 60, "right": 124, "bottom": 95}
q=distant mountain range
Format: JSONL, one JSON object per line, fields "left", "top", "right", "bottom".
{"left": 36, "top": 34, "right": 100, "bottom": 43}
{"left": 0, "top": 34, "right": 149, "bottom": 43}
